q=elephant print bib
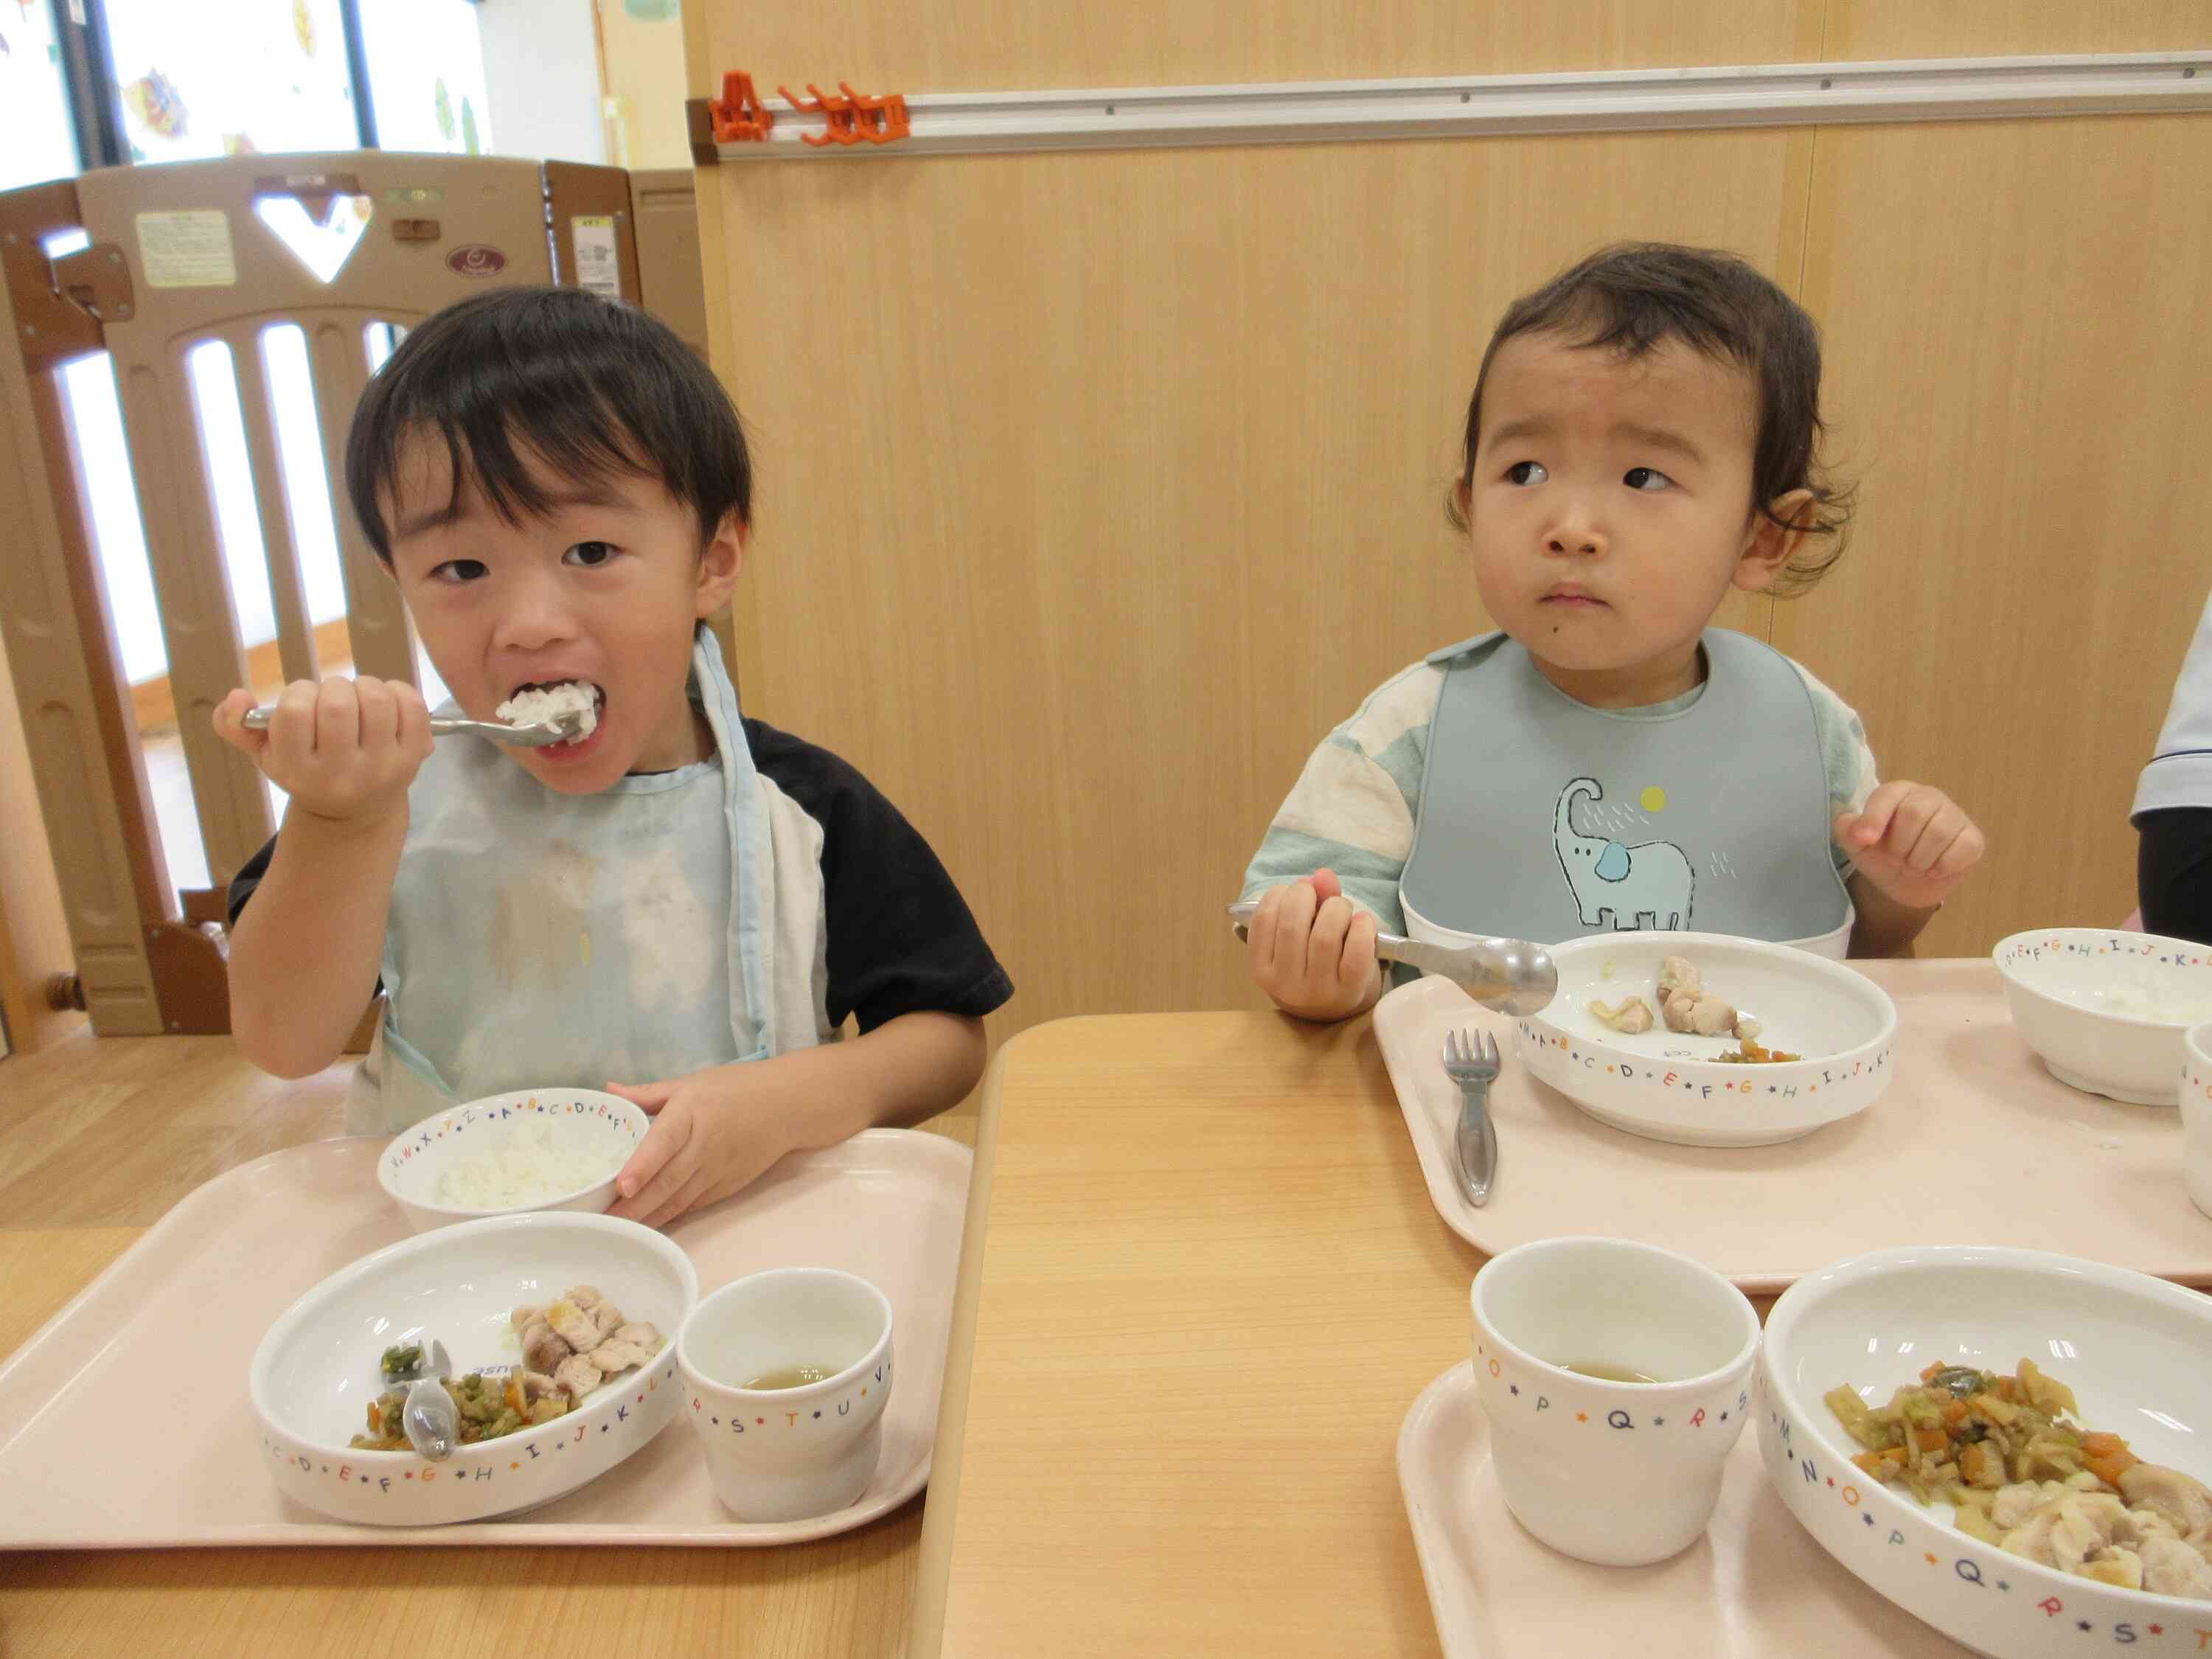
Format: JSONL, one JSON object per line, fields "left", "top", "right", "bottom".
{"left": 1398, "top": 630, "right": 1850, "bottom": 951}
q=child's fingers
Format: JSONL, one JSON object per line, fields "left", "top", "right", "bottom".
{"left": 268, "top": 679, "right": 321, "bottom": 770}
{"left": 1833, "top": 810, "right": 1885, "bottom": 852}
{"left": 1247, "top": 883, "right": 1285, "bottom": 971}
{"left": 212, "top": 689, "right": 265, "bottom": 754}
{"left": 612, "top": 1106, "right": 693, "bottom": 1210}
{"left": 1308, "top": 895, "right": 1354, "bottom": 987}
{"left": 639, "top": 1166, "right": 714, "bottom": 1232}
{"left": 1944, "top": 820, "right": 1986, "bottom": 874}
{"left": 1308, "top": 867, "right": 1345, "bottom": 906}
{"left": 1338, "top": 908, "right": 1380, "bottom": 996}
{"left": 1266, "top": 880, "right": 1319, "bottom": 982}
{"left": 394, "top": 681, "right": 434, "bottom": 761}
{"left": 1924, "top": 815, "right": 1986, "bottom": 879}
{"left": 629, "top": 1154, "right": 703, "bottom": 1228}
{"left": 1876, "top": 789, "right": 1941, "bottom": 863}
{"left": 1850, "top": 781, "right": 1917, "bottom": 846}
{"left": 1901, "top": 800, "right": 1964, "bottom": 873}
{"left": 605, "top": 1078, "right": 679, "bottom": 1113}
{"left": 355, "top": 676, "right": 401, "bottom": 754}
{"left": 314, "top": 675, "right": 361, "bottom": 754}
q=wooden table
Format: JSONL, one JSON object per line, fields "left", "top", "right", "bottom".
{"left": 12, "top": 967, "right": 2113, "bottom": 1656}
{"left": 908, "top": 964, "right": 2212, "bottom": 1655}
{"left": 910, "top": 1009, "right": 1477, "bottom": 1658}
{"left": 0, "top": 1029, "right": 969, "bottom": 1658}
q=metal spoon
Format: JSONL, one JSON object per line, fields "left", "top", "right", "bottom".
{"left": 1226, "top": 899, "right": 1557, "bottom": 1018}
{"left": 378, "top": 1338, "right": 459, "bottom": 1461}
{"left": 240, "top": 706, "right": 585, "bottom": 748}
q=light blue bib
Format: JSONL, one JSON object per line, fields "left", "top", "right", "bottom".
{"left": 1398, "top": 630, "right": 1852, "bottom": 956}
{"left": 352, "top": 627, "right": 776, "bottom": 1133}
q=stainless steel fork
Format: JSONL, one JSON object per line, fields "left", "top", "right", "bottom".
{"left": 1441, "top": 1027, "right": 1500, "bottom": 1208}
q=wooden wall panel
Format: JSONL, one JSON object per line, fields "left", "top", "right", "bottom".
{"left": 1777, "top": 112, "right": 2212, "bottom": 956}
{"left": 692, "top": 2, "right": 2211, "bottom": 1042}
{"left": 698, "top": 1, "right": 1817, "bottom": 91}
{"left": 711, "top": 132, "right": 1804, "bottom": 1026}
{"left": 1823, "top": 3, "right": 2212, "bottom": 59}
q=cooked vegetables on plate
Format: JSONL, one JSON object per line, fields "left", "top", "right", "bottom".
{"left": 1828, "top": 1359, "right": 2212, "bottom": 1598}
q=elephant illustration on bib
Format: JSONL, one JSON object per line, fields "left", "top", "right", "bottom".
{"left": 1552, "top": 778, "right": 1694, "bottom": 931}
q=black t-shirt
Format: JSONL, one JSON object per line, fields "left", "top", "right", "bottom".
{"left": 227, "top": 717, "right": 1012, "bottom": 1035}
{"left": 2139, "top": 807, "right": 2212, "bottom": 948}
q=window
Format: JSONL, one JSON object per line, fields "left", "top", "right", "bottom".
{"left": 102, "top": 0, "right": 359, "bottom": 164}
{"left": 355, "top": 0, "right": 493, "bottom": 155}
{"left": 0, "top": 0, "right": 79, "bottom": 191}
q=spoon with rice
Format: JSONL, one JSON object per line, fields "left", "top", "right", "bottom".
{"left": 240, "top": 681, "right": 599, "bottom": 748}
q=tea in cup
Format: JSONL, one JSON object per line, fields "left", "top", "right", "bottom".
{"left": 1470, "top": 1235, "right": 1760, "bottom": 1565}
{"left": 678, "top": 1267, "right": 894, "bottom": 1523}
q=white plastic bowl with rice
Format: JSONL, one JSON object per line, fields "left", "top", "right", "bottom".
{"left": 378, "top": 1088, "right": 650, "bottom": 1232}
{"left": 1994, "top": 928, "right": 2212, "bottom": 1106}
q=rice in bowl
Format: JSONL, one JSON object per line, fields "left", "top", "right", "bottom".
{"left": 378, "top": 1090, "right": 650, "bottom": 1232}
{"left": 438, "top": 1120, "right": 621, "bottom": 1210}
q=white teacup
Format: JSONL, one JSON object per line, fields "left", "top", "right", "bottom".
{"left": 1470, "top": 1236, "right": 1760, "bottom": 1566}
{"left": 2183, "top": 1020, "right": 2212, "bottom": 1221}
{"left": 677, "top": 1267, "right": 894, "bottom": 1523}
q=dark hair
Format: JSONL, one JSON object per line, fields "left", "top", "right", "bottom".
{"left": 346, "top": 286, "right": 751, "bottom": 563}
{"left": 1448, "top": 243, "right": 1852, "bottom": 596}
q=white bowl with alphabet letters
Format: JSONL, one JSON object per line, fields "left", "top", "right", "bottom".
{"left": 248, "top": 1211, "right": 697, "bottom": 1526}
{"left": 1761, "top": 1245, "right": 2212, "bottom": 1659}
{"left": 1512, "top": 932, "right": 1897, "bottom": 1147}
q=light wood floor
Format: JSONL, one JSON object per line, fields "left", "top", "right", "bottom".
{"left": 1, "top": 1029, "right": 354, "bottom": 1230}
{"left": 0, "top": 1030, "right": 354, "bottom": 1356}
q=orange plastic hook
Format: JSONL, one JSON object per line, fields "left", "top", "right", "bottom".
{"left": 709, "top": 70, "right": 773, "bottom": 142}
{"left": 779, "top": 80, "right": 909, "bottom": 147}
{"left": 839, "top": 82, "right": 911, "bottom": 145}
{"left": 779, "top": 82, "right": 858, "bottom": 146}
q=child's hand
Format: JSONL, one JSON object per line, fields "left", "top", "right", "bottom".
{"left": 1834, "top": 782, "right": 1986, "bottom": 912}
{"left": 605, "top": 1065, "right": 789, "bottom": 1230}
{"left": 1246, "top": 868, "right": 1384, "bottom": 1022}
{"left": 214, "top": 678, "right": 432, "bottom": 827}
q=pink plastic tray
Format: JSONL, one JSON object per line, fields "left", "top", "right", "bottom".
{"left": 1397, "top": 1361, "right": 1972, "bottom": 1657}
{"left": 1373, "top": 961, "right": 2212, "bottom": 1292}
{"left": 0, "top": 1130, "right": 969, "bottom": 1548}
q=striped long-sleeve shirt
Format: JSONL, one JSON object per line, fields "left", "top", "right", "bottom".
{"left": 1240, "top": 650, "right": 1880, "bottom": 935}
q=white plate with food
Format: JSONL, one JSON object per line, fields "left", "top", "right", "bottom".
{"left": 378, "top": 1088, "right": 650, "bottom": 1232}
{"left": 1995, "top": 929, "right": 2212, "bottom": 1106}
{"left": 1512, "top": 932, "right": 1898, "bottom": 1147}
{"left": 1761, "top": 1244, "right": 2212, "bottom": 1658}
{"left": 250, "top": 1211, "right": 697, "bottom": 1526}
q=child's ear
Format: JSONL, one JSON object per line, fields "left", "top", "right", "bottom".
{"left": 1733, "top": 489, "right": 1815, "bottom": 594}
{"left": 694, "top": 510, "right": 748, "bottom": 617}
